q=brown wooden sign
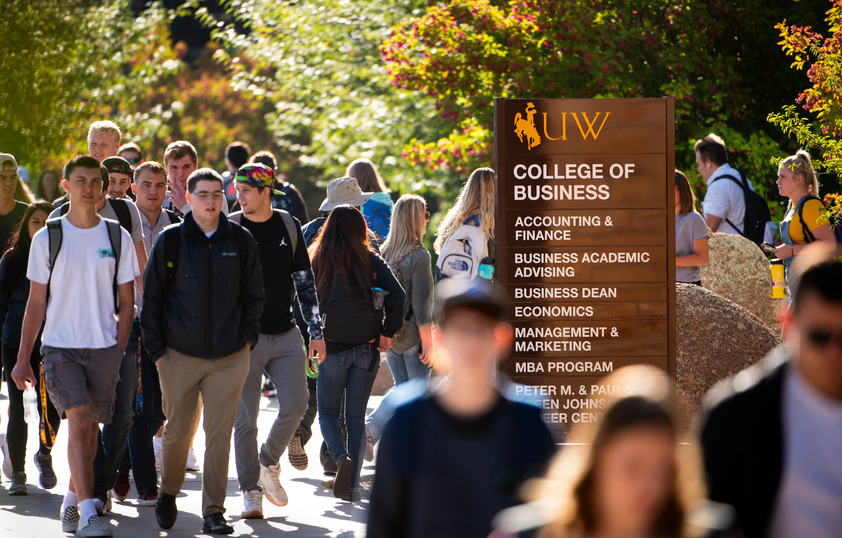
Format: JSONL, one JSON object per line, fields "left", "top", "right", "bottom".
{"left": 494, "top": 98, "right": 676, "bottom": 436}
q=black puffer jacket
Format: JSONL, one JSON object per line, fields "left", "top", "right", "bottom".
{"left": 141, "top": 212, "right": 265, "bottom": 361}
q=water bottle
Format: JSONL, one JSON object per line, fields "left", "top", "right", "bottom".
{"left": 23, "top": 384, "right": 38, "bottom": 424}
{"left": 478, "top": 257, "right": 495, "bottom": 280}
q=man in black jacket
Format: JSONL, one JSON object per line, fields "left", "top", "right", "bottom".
{"left": 141, "top": 168, "right": 264, "bottom": 535}
{"left": 699, "top": 252, "right": 842, "bottom": 538}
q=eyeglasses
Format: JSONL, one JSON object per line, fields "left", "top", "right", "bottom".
{"left": 191, "top": 191, "right": 225, "bottom": 202}
{"left": 806, "top": 329, "right": 842, "bottom": 349}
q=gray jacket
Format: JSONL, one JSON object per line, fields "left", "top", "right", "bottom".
{"left": 390, "top": 248, "right": 434, "bottom": 354}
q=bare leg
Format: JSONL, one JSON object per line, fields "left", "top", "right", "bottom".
{"left": 65, "top": 406, "right": 98, "bottom": 501}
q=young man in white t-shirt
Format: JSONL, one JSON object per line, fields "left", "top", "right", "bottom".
{"left": 12, "top": 155, "right": 139, "bottom": 537}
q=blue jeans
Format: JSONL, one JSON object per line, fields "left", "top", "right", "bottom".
{"left": 385, "top": 343, "right": 430, "bottom": 385}
{"left": 317, "top": 344, "right": 379, "bottom": 493}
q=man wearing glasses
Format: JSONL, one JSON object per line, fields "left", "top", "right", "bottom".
{"left": 117, "top": 143, "right": 143, "bottom": 166}
{"left": 141, "top": 168, "right": 264, "bottom": 535}
{"left": 700, "top": 248, "right": 842, "bottom": 538}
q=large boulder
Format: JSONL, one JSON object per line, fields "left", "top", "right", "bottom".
{"left": 700, "top": 232, "right": 781, "bottom": 331}
{"left": 676, "top": 283, "right": 781, "bottom": 428}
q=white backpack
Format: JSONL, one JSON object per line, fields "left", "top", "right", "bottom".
{"left": 436, "top": 215, "right": 487, "bottom": 280}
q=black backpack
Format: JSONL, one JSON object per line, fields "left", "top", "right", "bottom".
{"left": 795, "top": 195, "right": 825, "bottom": 243}
{"left": 711, "top": 174, "right": 771, "bottom": 245}
{"left": 320, "top": 268, "right": 381, "bottom": 345}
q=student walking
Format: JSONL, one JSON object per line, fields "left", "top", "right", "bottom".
{"left": 346, "top": 158, "right": 393, "bottom": 241}
{"left": 310, "top": 205, "right": 404, "bottom": 501}
{"left": 434, "top": 167, "right": 496, "bottom": 280}
{"left": 124, "top": 161, "right": 179, "bottom": 506}
{"left": 674, "top": 170, "right": 710, "bottom": 285}
{"left": 229, "top": 163, "right": 324, "bottom": 519}
{"left": 773, "top": 150, "right": 837, "bottom": 289}
{"left": 367, "top": 278, "right": 555, "bottom": 537}
{"left": 12, "top": 155, "right": 139, "bottom": 537}
{"left": 364, "top": 194, "right": 434, "bottom": 458}
{"left": 141, "top": 168, "right": 264, "bottom": 535}
{"left": 0, "top": 202, "right": 60, "bottom": 496}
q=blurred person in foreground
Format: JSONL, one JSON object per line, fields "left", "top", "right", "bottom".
{"left": 699, "top": 245, "right": 842, "bottom": 538}
{"left": 366, "top": 278, "right": 556, "bottom": 538}
{"left": 492, "top": 366, "right": 721, "bottom": 538}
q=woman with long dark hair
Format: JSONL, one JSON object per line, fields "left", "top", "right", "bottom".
{"left": 0, "top": 201, "right": 61, "bottom": 495}
{"left": 309, "top": 205, "right": 404, "bottom": 502}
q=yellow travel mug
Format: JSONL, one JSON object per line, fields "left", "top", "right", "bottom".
{"left": 770, "top": 259, "right": 786, "bottom": 299}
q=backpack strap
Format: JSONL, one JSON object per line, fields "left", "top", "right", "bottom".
{"left": 105, "top": 220, "right": 122, "bottom": 313}
{"left": 164, "top": 209, "right": 182, "bottom": 224}
{"left": 796, "top": 195, "right": 823, "bottom": 244}
{"left": 710, "top": 174, "right": 747, "bottom": 235}
{"left": 108, "top": 198, "right": 134, "bottom": 234}
{"left": 463, "top": 214, "right": 480, "bottom": 227}
{"left": 229, "top": 212, "right": 243, "bottom": 226}
{"left": 46, "top": 221, "right": 63, "bottom": 301}
{"left": 277, "top": 210, "right": 298, "bottom": 256}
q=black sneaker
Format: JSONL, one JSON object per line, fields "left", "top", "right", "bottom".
{"left": 332, "top": 455, "right": 352, "bottom": 500}
{"left": 9, "top": 471, "right": 27, "bottom": 495}
{"left": 34, "top": 452, "right": 57, "bottom": 490}
{"left": 202, "top": 512, "right": 233, "bottom": 534}
{"left": 155, "top": 491, "right": 178, "bottom": 529}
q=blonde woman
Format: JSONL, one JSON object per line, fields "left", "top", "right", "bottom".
{"left": 774, "top": 150, "right": 836, "bottom": 286}
{"left": 346, "top": 158, "right": 393, "bottom": 240}
{"left": 380, "top": 194, "right": 435, "bottom": 380}
{"left": 434, "top": 167, "right": 496, "bottom": 280}
{"left": 363, "top": 195, "right": 434, "bottom": 460}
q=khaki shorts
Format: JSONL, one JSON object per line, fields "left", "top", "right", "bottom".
{"left": 41, "top": 345, "right": 124, "bottom": 424}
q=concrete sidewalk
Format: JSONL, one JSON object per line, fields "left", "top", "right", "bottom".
{"left": 0, "top": 388, "right": 380, "bottom": 537}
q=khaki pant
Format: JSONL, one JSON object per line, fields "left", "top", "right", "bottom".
{"left": 157, "top": 346, "right": 249, "bottom": 517}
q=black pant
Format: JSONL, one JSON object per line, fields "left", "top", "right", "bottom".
{"left": 2, "top": 343, "right": 61, "bottom": 473}
{"left": 127, "top": 340, "right": 165, "bottom": 494}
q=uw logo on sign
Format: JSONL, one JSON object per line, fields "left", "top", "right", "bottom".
{"left": 514, "top": 102, "right": 542, "bottom": 150}
{"left": 513, "top": 102, "right": 612, "bottom": 150}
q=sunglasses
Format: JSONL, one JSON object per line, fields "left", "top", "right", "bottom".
{"left": 126, "top": 157, "right": 140, "bottom": 164}
{"left": 806, "top": 329, "right": 842, "bottom": 349}
{"left": 425, "top": 211, "right": 431, "bottom": 220}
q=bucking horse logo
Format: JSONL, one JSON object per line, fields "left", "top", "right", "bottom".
{"left": 514, "top": 102, "right": 541, "bottom": 150}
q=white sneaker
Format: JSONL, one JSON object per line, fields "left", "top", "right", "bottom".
{"left": 259, "top": 462, "right": 288, "bottom": 507}
{"left": 153, "top": 437, "right": 162, "bottom": 469}
{"left": 186, "top": 447, "right": 200, "bottom": 471}
{"left": 93, "top": 491, "right": 112, "bottom": 516}
{"left": 76, "top": 515, "right": 113, "bottom": 537}
{"left": 0, "top": 434, "right": 12, "bottom": 480}
{"left": 240, "top": 489, "right": 263, "bottom": 519}
{"left": 61, "top": 505, "right": 80, "bottom": 533}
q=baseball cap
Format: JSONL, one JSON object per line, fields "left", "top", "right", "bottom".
{"left": 319, "top": 177, "right": 372, "bottom": 211}
{"left": 0, "top": 153, "right": 18, "bottom": 172}
{"left": 435, "top": 278, "right": 505, "bottom": 324}
{"left": 102, "top": 156, "right": 134, "bottom": 179}
{"left": 235, "top": 163, "right": 283, "bottom": 195}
